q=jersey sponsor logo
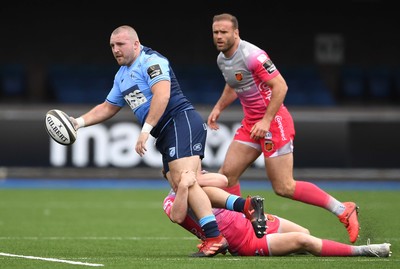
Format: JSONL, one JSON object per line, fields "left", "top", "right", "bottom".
{"left": 259, "top": 82, "right": 270, "bottom": 92}
{"left": 189, "top": 227, "right": 206, "bottom": 241}
{"left": 193, "top": 143, "right": 202, "bottom": 151}
{"left": 235, "top": 72, "right": 243, "bottom": 81}
{"left": 275, "top": 115, "right": 287, "bottom": 141}
{"left": 123, "top": 85, "right": 147, "bottom": 110}
{"left": 163, "top": 199, "right": 173, "bottom": 211}
{"left": 262, "top": 60, "right": 277, "bottom": 74}
{"left": 147, "top": 64, "right": 162, "bottom": 79}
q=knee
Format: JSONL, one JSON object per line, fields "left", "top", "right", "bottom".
{"left": 273, "top": 181, "right": 296, "bottom": 198}
{"left": 296, "top": 233, "right": 313, "bottom": 249}
{"left": 218, "top": 169, "right": 239, "bottom": 187}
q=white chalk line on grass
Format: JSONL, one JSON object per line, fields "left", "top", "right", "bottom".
{"left": 0, "top": 236, "right": 198, "bottom": 240}
{"left": 0, "top": 252, "right": 104, "bottom": 267}
{"left": 2, "top": 236, "right": 398, "bottom": 243}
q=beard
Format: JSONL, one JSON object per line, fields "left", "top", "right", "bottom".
{"left": 215, "top": 39, "right": 235, "bottom": 54}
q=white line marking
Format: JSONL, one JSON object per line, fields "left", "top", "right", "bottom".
{"left": 0, "top": 252, "right": 104, "bottom": 267}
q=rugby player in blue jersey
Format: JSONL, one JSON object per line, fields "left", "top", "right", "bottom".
{"left": 68, "top": 25, "right": 266, "bottom": 257}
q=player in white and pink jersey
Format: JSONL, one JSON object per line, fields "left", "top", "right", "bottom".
{"left": 163, "top": 170, "right": 391, "bottom": 257}
{"left": 207, "top": 13, "right": 360, "bottom": 244}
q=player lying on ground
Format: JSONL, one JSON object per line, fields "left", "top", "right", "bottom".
{"left": 163, "top": 170, "right": 391, "bottom": 257}
{"left": 162, "top": 168, "right": 266, "bottom": 256}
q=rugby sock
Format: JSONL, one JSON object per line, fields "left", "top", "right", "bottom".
{"left": 199, "top": 215, "right": 220, "bottom": 238}
{"left": 225, "top": 194, "right": 245, "bottom": 212}
{"left": 292, "top": 181, "right": 331, "bottom": 208}
{"left": 320, "top": 239, "right": 352, "bottom": 256}
{"left": 354, "top": 244, "right": 386, "bottom": 256}
{"left": 223, "top": 184, "right": 241, "bottom": 196}
{"left": 326, "top": 198, "right": 346, "bottom": 216}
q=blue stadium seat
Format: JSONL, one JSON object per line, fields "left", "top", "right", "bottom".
{"left": 393, "top": 66, "right": 400, "bottom": 101}
{"left": 339, "top": 65, "right": 366, "bottom": 100}
{"left": 0, "top": 64, "right": 26, "bottom": 97}
{"left": 174, "top": 65, "right": 225, "bottom": 105}
{"left": 281, "top": 65, "right": 335, "bottom": 106}
{"left": 366, "top": 65, "right": 393, "bottom": 100}
{"left": 48, "top": 64, "right": 115, "bottom": 104}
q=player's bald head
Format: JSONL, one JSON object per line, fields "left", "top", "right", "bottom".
{"left": 111, "top": 25, "right": 139, "bottom": 41}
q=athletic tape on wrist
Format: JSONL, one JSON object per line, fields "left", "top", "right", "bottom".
{"left": 76, "top": 117, "right": 85, "bottom": 128}
{"left": 141, "top": 122, "right": 153, "bottom": 133}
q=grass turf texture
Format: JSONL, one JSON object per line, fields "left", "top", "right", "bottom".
{"left": 0, "top": 188, "right": 398, "bottom": 269}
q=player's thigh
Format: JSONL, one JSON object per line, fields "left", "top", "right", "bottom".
{"left": 221, "top": 141, "right": 261, "bottom": 177}
{"left": 265, "top": 153, "right": 295, "bottom": 190}
{"left": 267, "top": 233, "right": 304, "bottom": 256}
{"left": 277, "top": 216, "right": 310, "bottom": 234}
{"left": 168, "top": 155, "right": 201, "bottom": 186}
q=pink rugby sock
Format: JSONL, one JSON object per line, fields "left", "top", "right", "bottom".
{"left": 223, "top": 184, "right": 241, "bottom": 196}
{"left": 292, "top": 181, "right": 330, "bottom": 208}
{"left": 320, "top": 239, "right": 353, "bottom": 256}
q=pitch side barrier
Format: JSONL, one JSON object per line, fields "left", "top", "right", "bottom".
{"left": 0, "top": 105, "right": 399, "bottom": 170}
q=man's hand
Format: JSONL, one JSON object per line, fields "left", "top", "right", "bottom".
{"left": 69, "top": 117, "right": 79, "bottom": 131}
{"left": 179, "top": 170, "right": 197, "bottom": 189}
{"left": 135, "top": 132, "right": 150, "bottom": 156}
{"left": 207, "top": 108, "right": 221, "bottom": 130}
{"left": 250, "top": 120, "right": 270, "bottom": 140}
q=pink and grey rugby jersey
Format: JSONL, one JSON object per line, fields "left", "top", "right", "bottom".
{"left": 216, "top": 40, "right": 283, "bottom": 124}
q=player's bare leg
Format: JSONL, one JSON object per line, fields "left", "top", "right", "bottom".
{"left": 266, "top": 153, "right": 360, "bottom": 243}
{"left": 268, "top": 233, "right": 390, "bottom": 257}
{"left": 218, "top": 141, "right": 260, "bottom": 195}
{"left": 169, "top": 156, "right": 228, "bottom": 257}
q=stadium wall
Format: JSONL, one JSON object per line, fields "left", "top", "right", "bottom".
{"left": 1, "top": 105, "right": 399, "bottom": 172}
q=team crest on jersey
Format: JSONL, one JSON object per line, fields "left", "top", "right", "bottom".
{"left": 263, "top": 60, "right": 277, "bottom": 74}
{"left": 147, "top": 64, "right": 162, "bottom": 79}
{"left": 264, "top": 140, "right": 274, "bottom": 152}
{"left": 169, "top": 147, "right": 176, "bottom": 157}
{"left": 235, "top": 72, "right": 243, "bottom": 81}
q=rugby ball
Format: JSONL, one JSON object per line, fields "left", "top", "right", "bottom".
{"left": 45, "top": 109, "right": 77, "bottom": 145}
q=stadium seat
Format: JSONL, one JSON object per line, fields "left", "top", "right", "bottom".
{"left": 174, "top": 65, "right": 225, "bottom": 105}
{"left": 339, "top": 65, "right": 366, "bottom": 102}
{"left": 393, "top": 66, "right": 400, "bottom": 101}
{"left": 0, "top": 64, "right": 26, "bottom": 98}
{"left": 366, "top": 65, "right": 393, "bottom": 100}
{"left": 281, "top": 65, "right": 335, "bottom": 106}
{"left": 48, "top": 64, "right": 115, "bottom": 104}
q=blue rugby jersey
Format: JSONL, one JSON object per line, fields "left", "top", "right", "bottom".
{"left": 106, "top": 45, "right": 193, "bottom": 137}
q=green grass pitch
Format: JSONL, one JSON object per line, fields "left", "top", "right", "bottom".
{"left": 0, "top": 187, "right": 398, "bottom": 269}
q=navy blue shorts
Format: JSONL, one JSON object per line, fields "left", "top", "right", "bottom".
{"left": 155, "top": 109, "right": 207, "bottom": 173}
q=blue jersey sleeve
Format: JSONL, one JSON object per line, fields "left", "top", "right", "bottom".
{"left": 106, "top": 70, "right": 126, "bottom": 107}
{"left": 144, "top": 54, "right": 171, "bottom": 88}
